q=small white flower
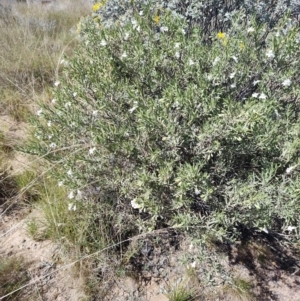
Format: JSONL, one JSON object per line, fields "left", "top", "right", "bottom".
{"left": 194, "top": 188, "right": 200, "bottom": 195}
{"left": 67, "top": 169, "right": 72, "bottom": 176}
{"left": 175, "top": 51, "right": 180, "bottom": 59}
{"left": 124, "top": 32, "right": 130, "bottom": 40}
{"left": 89, "top": 147, "right": 96, "bottom": 155}
{"left": 259, "top": 93, "right": 267, "bottom": 100}
{"left": 100, "top": 39, "right": 107, "bottom": 46}
{"left": 229, "top": 72, "right": 235, "bottom": 79}
{"left": 247, "top": 27, "right": 255, "bottom": 33}
{"left": 68, "top": 191, "right": 74, "bottom": 199}
{"left": 51, "top": 98, "right": 57, "bottom": 104}
{"left": 286, "top": 165, "right": 297, "bottom": 175}
{"left": 68, "top": 203, "right": 76, "bottom": 211}
{"left": 131, "top": 199, "right": 141, "bottom": 209}
{"left": 252, "top": 92, "right": 259, "bottom": 98}
{"left": 253, "top": 80, "right": 261, "bottom": 86}
{"left": 282, "top": 79, "right": 292, "bottom": 87}
{"left": 131, "top": 19, "right": 137, "bottom": 27}
{"left": 190, "top": 261, "right": 196, "bottom": 268}
{"left": 287, "top": 226, "right": 297, "bottom": 232}
{"left": 160, "top": 26, "right": 168, "bottom": 33}
{"left": 232, "top": 56, "right": 238, "bottom": 63}
{"left": 266, "top": 49, "right": 275, "bottom": 60}
{"left": 48, "top": 135, "right": 53, "bottom": 139}
{"left": 230, "top": 83, "right": 236, "bottom": 88}
{"left": 49, "top": 142, "right": 56, "bottom": 148}
{"left": 54, "top": 81, "right": 60, "bottom": 87}
{"left": 136, "top": 25, "right": 141, "bottom": 32}
{"left": 121, "top": 52, "right": 127, "bottom": 59}
{"left": 174, "top": 42, "right": 181, "bottom": 48}
{"left": 92, "top": 110, "right": 98, "bottom": 116}
{"left": 189, "top": 243, "right": 193, "bottom": 250}
{"left": 212, "top": 56, "right": 220, "bottom": 66}
{"left": 73, "top": 92, "right": 77, "bottom": 97}
{"left": 77, "top": 190, "right": 83, "bottom": 199}
{"left": 65, "top": 102, "right": 71, "bottom": 108}
{"left": 47, "top": 121, "right": 52, "bottom": 127}
{"left": 181, "top": 29, "right": 186, "bottom": 35}
{"left": 139, "top": 10, "right": 143, "bottom": 16}
{"left": 188, "top": 59, "right": 195, "bottom": 66}
{"left": 129, "top": 106, "right": 138, "bottom": 113}
{"left": 58, "top": 181, "right": 63, "bottom": 187}
{"left": 37, "top": 109, "right": 43, "bottom": 116}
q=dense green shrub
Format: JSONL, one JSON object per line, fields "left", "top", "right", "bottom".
{"left": 29, "top": 6, "right": 300, "bottom": 244}
{"left": 93, "top": 0, "right": 300, "bottom": 37}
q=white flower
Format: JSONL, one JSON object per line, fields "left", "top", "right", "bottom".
{"left": 190, "top": 261, "right": 196, "bottom": 268}
{"left": 266, "top": 49, "right": 275, "bottom": 60}
{"left": 160, "top": 26, "right": 168, "bottom": 32}
{"left": 131, "top": 19, "right": 137, "bottom": 27}
{"left": 174, "top": 42, "right": 181, "bottom": 48}
{"left": 58, "top": 181, "right": 63, "bottom": 187}
{"left": 189, "top": 243, "right": 194, "bottom": 250}
{"left": 136, "top": 25, "right": 141, "bottom": 32}
{"left": 73, "top": 92, "right": 77, "bottom": 97}
{"left": 253, "top": 80, "right": 260, "bottom": 86}
{"left": 47, "top": 121, "right": 52, "bottom": 127}
{"left": 287, "top": 226, "right": 297, "bottom": 232}
{"left": 68, "top": 191, "right": 74, "bottom": 199}
{"left": 282, "top": 79, "right": 292, "bottom": 87}
{"left": 37, "top": 109, "right": 43, "bottom": 116}
{"left": 48, "top": 135, "right": 53, "bottom": 139}
{"left": 286, "top": 165, "right": 297, "bottom": 175}
{"left": 259, "top": 93, "right": 267, "bottom": 100}
{"left": 139, "top": 10, "right": 143, "bottom": 16}
{"left": 247, "top": 27, "right": 255, "bottom": 33}
{"left": 252, "top": 92, "right": 259, "bottom": 98}
{"left": 230, "top": 83, "right": 236, "bottom": 88}
{"left": 129, "top": 106, "right": 138, "bottom": 113}
{"left": 65, "top": 102, "right": 71, "bottom": 108}
{"left": 194, "top": 188, "right": 200, "bottom": 195}
{"left": 49, "top": 142, "right": 56, "bottom": 148}
{"left": 229, "top": 72, "right": 235, "bottom": 79}
{"left": 131, "top": 199, "right": 141, "bottom": 209}
{"left": 89, "top": 147, "right": 96, "bottom": 155}
{"left": 100, "top": 39, "right": 107, "bottom": 47}
{"left": 51, "top": 98, "right": 57, "bottom": 104}
{"left": 67, "top": 169, "right": 72, "bottom": 176}
{"left": 54, "top": 81, "right": 60, "bottom": 87}
{"left": 77, "top": 190, "right": 83, "bottom": 199}
{"left": 124, "top": 32, "right": 130, "bottom": 40}
{"left": 68, "top": 203, "right": 76, "bottom": 211}
{"left": 232, "top": 56, "right": 238, "bottom": 63}
{"left": 92, "top": 110, "right": 98, "bottom": 116}
{"left": 121, "top": 52, "right": 127, "bottom": 59}
{"left": 175, "top": 51, "right": 180, "bottom": 59}
{"left": 188, "top": 59, "right": 195, "bottom": 66}
{"left": 181, "top": 29, "right": 186, "bottom": 35}
{"left": 212, "top": 56, "right": 220, "bottom": 66}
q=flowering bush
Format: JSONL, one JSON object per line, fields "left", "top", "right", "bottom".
{"left": 29, "top": 6, "right": 300, "bottom": 244}
{"left": 93, "top": 0, "right": 300, "bottom": 36}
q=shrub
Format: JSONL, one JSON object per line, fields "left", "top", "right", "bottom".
{"left": 29, "top": 6, "right": 300, "bottom": 245}
{"left": 94, "top": 0, "right": 300, "bottom": 37}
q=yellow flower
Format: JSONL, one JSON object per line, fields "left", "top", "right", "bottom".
{"left": 239, "top": 43, "right": 245, "bottom": 50}
{"left": 217, "top": 32, "right": 226, "bottom": 39}
{"left": 93, "top": 1, "right": 106, "bottom": 12}
{"left": 153, "top": 15, "right": 160, "bottom": 25}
